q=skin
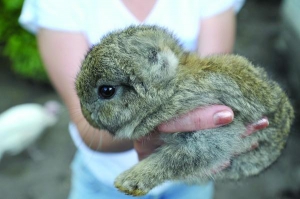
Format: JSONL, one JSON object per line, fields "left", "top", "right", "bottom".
{"left": 37, "top": 2, "right": 267, "bottom": 158}
{"left": 136, "top": 109, "right": 269, "bottom": 161}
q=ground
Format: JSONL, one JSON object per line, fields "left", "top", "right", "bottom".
{"left": 0, "top": 1, "right": 299, "bottom": 199}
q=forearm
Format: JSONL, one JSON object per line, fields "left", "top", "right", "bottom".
{"left": 198, "top": 7, "right": 236, "bottom": 57}
{"left": 37, "top": 29, "right": 133, "bottom": 152}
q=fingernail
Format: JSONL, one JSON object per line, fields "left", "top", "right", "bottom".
{"left": 213, "top": 111, "right": 233, "bottom": 126}
{"left": 253, "top": 118, "right": 269, "bottom": 130}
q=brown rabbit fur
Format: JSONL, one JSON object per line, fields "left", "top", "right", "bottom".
{"left": 76, "top": 25, "right": 294, "bottom": 196}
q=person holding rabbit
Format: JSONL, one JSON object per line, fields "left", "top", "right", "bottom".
{"left": 19, "top": 0, "right": 271, "bottom": 198}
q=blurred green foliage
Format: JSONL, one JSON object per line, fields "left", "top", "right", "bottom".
{"left": 0, "top": 0, "right": 49, "bottom": 82}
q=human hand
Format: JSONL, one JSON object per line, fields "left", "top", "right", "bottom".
{"left": 134, "top": 105, "right": 269, "bottom": 161}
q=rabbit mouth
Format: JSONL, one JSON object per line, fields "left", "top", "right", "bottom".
{"left": 80, "top": 105, "right": 117, "bottom": 134}
{"left": 114, "top": 104, "right": 169, "bottom": 140}
{"left": 81, "top": 106, "right": 100, "bottom": 129}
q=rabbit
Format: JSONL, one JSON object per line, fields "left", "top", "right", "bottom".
{"left": 75, "top": 25, "right": 294, "bottom": 196}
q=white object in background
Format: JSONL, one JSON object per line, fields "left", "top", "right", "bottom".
{"left": 0, "top": 101, "right": 61, "bottom": 160}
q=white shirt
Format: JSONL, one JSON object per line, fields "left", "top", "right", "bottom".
{"left": 20, "top": 0, "right": 244, "bottom": 51}
{"left": 19, "top": 0, "right": 244, "bottom": 194}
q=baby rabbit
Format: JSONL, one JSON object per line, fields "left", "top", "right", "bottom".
{"left": 76, "top": 25, "right": 294, "bottom": 196}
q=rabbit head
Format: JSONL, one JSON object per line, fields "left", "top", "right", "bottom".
{"left": 76, "top": 25, "right": 184, "bottom": 139}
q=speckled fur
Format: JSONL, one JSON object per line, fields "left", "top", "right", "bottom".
{"left": 76, "top": 25, "right": 294, "bottom": 196}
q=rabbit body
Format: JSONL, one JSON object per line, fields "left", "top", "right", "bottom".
{"left": 76, "top": 25, "right": 294, "bottom": 196}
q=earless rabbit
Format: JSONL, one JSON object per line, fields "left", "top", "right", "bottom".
{"left": 76, "top": 25, "right": 294, "bottom": 196}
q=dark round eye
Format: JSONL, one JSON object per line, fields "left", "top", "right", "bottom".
{"left": 98, "top": 85, "right": 116, "bottom": 99}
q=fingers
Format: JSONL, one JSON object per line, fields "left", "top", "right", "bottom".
{"left": 134, "top": 131, "right": 163, "bottom": 161}
{"left": 211, "top": 160, "right": 231, "bottom": 174}
{"left": 212, "top": 141, "right": 260, "bottom": 174}
{"left": 135, "top": 108, "right": 267, "bottom": 164}
{"left": 218, "top": 117, "right": 269, "bottom": 174}
{"left": 157, "top": 105, "right": 234, "bottom": 133}
{"left": 242, "top": 117, "right": 269, "bottom": 138}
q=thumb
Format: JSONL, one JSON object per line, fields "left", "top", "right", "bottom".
{"left": 157, "top": 105, "right": 234, "bottom": 133}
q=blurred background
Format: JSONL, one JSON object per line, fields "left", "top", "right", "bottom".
{"left": 0, "top": 0, "right": 299, "bottom": 199}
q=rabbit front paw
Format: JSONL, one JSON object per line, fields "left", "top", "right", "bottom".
{"left": 114, "top": 167, "right": 160, "bottom": 196}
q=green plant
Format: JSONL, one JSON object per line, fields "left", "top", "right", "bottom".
{"left": 0, "top": 0, "right": 49, "bottom": 82}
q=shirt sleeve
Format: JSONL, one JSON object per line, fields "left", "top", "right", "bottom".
{"left": 19, "top": 0, "right": 86, "bottom": 34}
{"left": 199, "top": 0, "right": 245, "bottom": 19}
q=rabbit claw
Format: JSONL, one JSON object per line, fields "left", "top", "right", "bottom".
{"left": 114, "top": 169, "right": 151, "bottom": 196}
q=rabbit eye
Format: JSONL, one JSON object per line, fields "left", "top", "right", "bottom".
{"left": 98, "top": 85, "right": 116, "bottom": 99}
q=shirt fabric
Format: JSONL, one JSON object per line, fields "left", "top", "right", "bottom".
{"left": 20, "top": 0, "right": 244, "bottom": 51}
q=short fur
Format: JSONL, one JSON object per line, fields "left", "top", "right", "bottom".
{"left": 76, "top": 25, "right": 294, "bottom": 196}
